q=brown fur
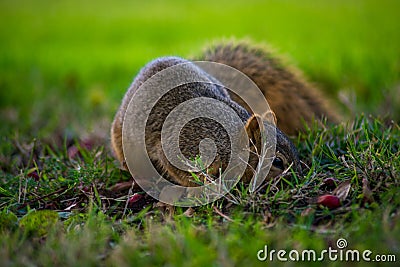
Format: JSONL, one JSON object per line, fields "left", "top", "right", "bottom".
{"left": 199, "top": 40, "right": 340, "bottom": 135}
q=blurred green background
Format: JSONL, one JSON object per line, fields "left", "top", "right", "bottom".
{"left": 0, "top": 0, "right": 399, "bottom": 138}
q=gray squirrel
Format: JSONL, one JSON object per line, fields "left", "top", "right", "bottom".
{"left": 111, "top": 41, "right": 339, "bottom": 187}
{"left": 111, "top": 59, "right": 300, "bottom": 187}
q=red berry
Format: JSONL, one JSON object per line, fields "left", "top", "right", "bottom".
{"left": 27, "top": 171, "right": 40, "bottom": 181}
{"left": 317, "top": 194, "right": 341, "bottom": 209}
{"left": 128, "top": 193, "right": 143, "bottom": 204}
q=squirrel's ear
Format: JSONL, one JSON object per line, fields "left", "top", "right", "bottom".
{"left": 245, "top": 114, "right": 263, "bottom": 145}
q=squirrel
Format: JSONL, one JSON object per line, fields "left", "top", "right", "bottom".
{"left": 198, "top": 40, "right": 340, "bottom": 136}
{"left": 111, "top": 57, "right": 301, "bottom": 188}
{"left": 111, "top": 41, "right": 339, "bottom": 188}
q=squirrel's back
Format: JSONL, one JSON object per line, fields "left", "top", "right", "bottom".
{"left": 199, "top": 41, "right": 340, "bottom": 135}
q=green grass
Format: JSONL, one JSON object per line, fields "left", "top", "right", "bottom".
{"left": 0, "top": 117, "right": 399, "bottom": 266}
{"left": 0, "top": 0, "right": 399, "bottom": 266}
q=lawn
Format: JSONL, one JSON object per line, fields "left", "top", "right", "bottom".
{"left": 0, "top": 0, "right": 399, "bottom": 266}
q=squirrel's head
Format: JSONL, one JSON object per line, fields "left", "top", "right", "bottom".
{"left": 244, "top": 114, "right": 302, "bottom": 183}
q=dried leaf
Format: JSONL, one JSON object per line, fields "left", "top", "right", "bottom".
{"left": 362, "top": 178, "right": 374, "bottom": 204}
{"left": 183, "top": 207, "right": 195, "bottom": 217}
{"left": 109, "top": 180, "right": 136, "bottom": 192}
{"left": 301, "top": 207, "right": 315, "bottom": 217}
{"left": 213, "top": 206, "right": 234, "bottom": 222}
{"left": 332, "top": 180, "right": 351, "bottom": 202}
